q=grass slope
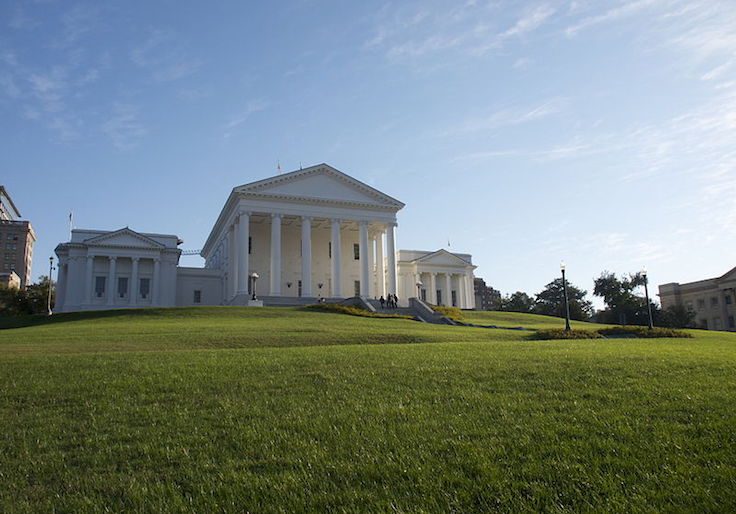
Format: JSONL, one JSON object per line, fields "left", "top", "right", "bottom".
{"left": 1, "top": 307, "right": 735, "bottom": 512}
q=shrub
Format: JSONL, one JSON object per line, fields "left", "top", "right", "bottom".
{"left": 303, "top": 303, "right": 412, "bottom": 319}
{"left": 598, "top": 326, "right": 692, "bottom": 339}
{"left": 432, "top": 306, "right": 464, "bottom": 321}
{"left": 532, "top": 329, "right": 603, "bottom": 340}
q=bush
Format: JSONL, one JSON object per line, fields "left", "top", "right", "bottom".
{"left": 432, "top": 306, "right": 464, "bottom": 321}
{"left": 598, "top": 326, "right": 692, "bottom": 339}
{"left": 303, "top": 303, "right": 412, "bottom": 319}
{"left": 532, "top": 329, "right": 602, "bottom": 340}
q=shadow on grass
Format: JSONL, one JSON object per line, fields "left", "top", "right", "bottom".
{"left": 0, "top": 308, "right": 171, "bottom": 330}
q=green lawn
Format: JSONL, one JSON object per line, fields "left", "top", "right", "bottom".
{"left": 1, "top": 307, "right": 735, "bottom": 512}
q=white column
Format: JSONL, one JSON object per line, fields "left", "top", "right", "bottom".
{"left": 429, "top": 273, "right": 437, "bottom": 304}
{"left": 55, "top": 259, "right": 67, "bottom": 311}
{"left": 230, "top": 223, "right": 237, "bottom": 299}
{"left": 465, "top": 273, "right": 474, "bottom": 309}
{"left": 367, "top": 233, "right": 375, "bottom": 298}
{"left": 153, "top": 258, "right": 161, "bottom": 306}
{"left": 386, "top": 222, "right": 397, "bottom": 295}
{"left": 331, "top": 219, "right": 342, "bottom": 297}
{"left": 359, "top": 221, "right": 369, "bottom": 297}
{"left": 107, "top": 257, "right": 117, "bottom": 306}
{"left": 131, "top": 257, "right": 139, "bottom": 306}
{"left": 458, "top": 274, "right": 466, "bottom": 309}
{"left": 237, "top": 211, "right": 250, "bottom": 295}
{"left": 301, "top": 216, "right": 312, "bottom": 297}
{"left": 85, "top": 256, "right": 94, "bottom": 304}
{"left": 444, "top": 273, "right": 452, "bottom": 306}
{"left": 270, "top": 213, "right": 282, "bottom": 296}
{"left": 376, "top": 230, "right": 385, "bottom": 298}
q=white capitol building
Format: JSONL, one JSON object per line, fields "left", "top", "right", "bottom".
{"left": 54, "top": 164, "right": 476, "bottom": 312}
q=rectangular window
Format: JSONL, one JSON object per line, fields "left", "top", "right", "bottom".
{"left": 697, "top": 299, "right": 705, "bottom": 309}
{"left": 421, "top": 289, "right": 427, "bottom": 302}
{"left": 193, "top": 290, "right": 201, "bottom": 304}
{"left": 118, "top": 277, "right": 128, "bottom": 298}
{"left": 685, "top": 301, "right": 694, "bottom": 311}
{"left": 353, "top": 243, "right": 360, "bottom": 260}
{"left": 248, "top": 236, "right": 252, "bottom": 255}
{"left": 726, "top": 295, "right": 732, "bottom": 305}
{"left": 328, "top": 242, "right": 331, "bottom": 258}
{"left": 451, "top": 290, "right": 457, "bottom": 307}
{"left": 139, "top": 278, "right": 150, "bottom": 299}
{"left": 713, "top": 317, "right": 722, "bottom": 330}
{"left": 354, "top": 280, "right": 360, "bottom": 296}
{"left": 711, "top": 297, "right": 719, "bottom": 308}
{"left": 95, "top": 276, "right": 106, "bottom": 297}
{"left": 729, "top": 316, "right": 735, "bottom": 329}
{"left": 298, "top": 280, "right": 302, "bottom": 297}
{"left": 436, "top": 290, "right": 442, "bottom": 306}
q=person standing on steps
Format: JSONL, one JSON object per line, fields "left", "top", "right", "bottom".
{"left": 394, "top": 294, "right": 399, "bottom": 308}
{"left": 379, "top": 296, "right": 385, "bottom": 309}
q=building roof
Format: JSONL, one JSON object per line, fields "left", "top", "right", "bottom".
{"left": 0, "top": 186, "right": 22, "bottom": 219}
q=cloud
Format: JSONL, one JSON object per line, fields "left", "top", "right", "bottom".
{"left": 130, "top": 29, "right": 201, "bottom": 83}
{"left": 101, "top": 104, "right": 148, "bottom": 150}
{"left": 223, "top": 99, "right": 270, "bottom": 138}
{"left": 565, "top": 0, "right": 661, "bottom": 37}
{"left": 500, "top": 4, "right": 556, "bottom": 39}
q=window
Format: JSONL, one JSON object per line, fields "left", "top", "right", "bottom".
{"left": 118, "top": 277, "right": 128, "bottom": 298}
{"left": 298, "top": 280, "right": 302, "bottom": 297}
{"left": 697, "top": 298, "right": 705, "bottom": 309}
{"left": 421, "top": 289, "right": 427, "bottom": 302}
{"left": 685, "top": 301, "right": 694, "bottom": 311}
{"left": 726, "top": 295, "right": 732, "bottom": 305}
{"left": 436, "top": 290, "right": 442, "bottom": 306}
{"left": 248, "top": 236, "right": 252, "bottom": 255}
{"left": 139, "top": 278, "right": 150, "bottom": 299}
{"left": 451, "top": 290, "right": 457, "bottom": 307}
{"left": 354, "top": 280, "right": 360, "bottom": 296}
{"left": 328, "top": 242, "right": 331, "bottom": 258}
{"left": 729, "top": 316, "right": 735, "bottom": 329}
{"left": 711, "top": 297, "right": 719, "bottom": 308}
{"left": 353, "top": 243, "right": 360, "bottom": 260}
{"left": 95, "top": 276, "right": 106, "bottom": 297}
{"left": 700, "top": 319, "right": 708, "bottom": 329}
{"left": 193, "top": 290, "right": 202, "bottom": 304}
{"left": 713, "top": 317, "right": 722, "bottom": 330}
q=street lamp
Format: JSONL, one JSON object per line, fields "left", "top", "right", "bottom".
{"left": 250, "top": 272, "right": 259, "bottom": 301}
{"left": 561, "top": 261, "right": 571, "bottom": 332}
{"left": 47, "top": 256, "right": 55, "bottom": 316}
{"left": 642, "top": 267, "right": 654, "bottom": 330}
{"left": 416, "top": 280, "right": 423, "bottom": 299}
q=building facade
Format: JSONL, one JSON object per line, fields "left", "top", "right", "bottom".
{"left": 396, "top": 249, "right": 476, "bottom": 308}
{"left": 659, "top": 267, "right": 736, "bottom": 332}
{"left": 0, "top": 270, "right": 21, "bottom": 289}
{"left": 474, "top": 277, "right": 501, "bottom": 311}
{"left": 0, "top": 186, "right": 36, "bottom": 287}
{"left": 55, "top": 164, "right": 478, "bottom": 312}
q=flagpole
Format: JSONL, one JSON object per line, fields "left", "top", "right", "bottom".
{"left": 69, "top": 211, "right": 73, "bottom": 241}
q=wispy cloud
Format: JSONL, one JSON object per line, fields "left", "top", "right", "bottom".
{"left": 101, "top": 104, "right": 148, "bottom": 150}
{"left": 223, "top": 99, "right": 270, "bottom": 138}
{"left": 130, "top": 29, "right": 201, "bottom": 83}
{"left": 500, "top": 4, "right": 556, "bottom": 39}
{"left": 565, "top": 0, "right": 661, "bottom": 37}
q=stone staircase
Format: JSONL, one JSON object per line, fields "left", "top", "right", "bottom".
{"left": 365, "top": 298, "right": 457, "bottom": 325}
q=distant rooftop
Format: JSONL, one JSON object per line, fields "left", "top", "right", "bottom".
{"left": 0, "top": 186, "right": 21, "bottom": 221}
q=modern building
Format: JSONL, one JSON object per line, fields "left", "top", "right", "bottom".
{"left": 0, "top": 186, "right": 36, "bottom": 287}
{"left": 474, "top": 277, "right": 501, "bottom": 311}
{"left": 659, "top": 267, "right": 736, "bottom": 331}
{"left": 55, "top": 164, "right": 477, "bottom": 312}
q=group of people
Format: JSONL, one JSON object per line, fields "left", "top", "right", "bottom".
{"left": 379, "top": 294, "right": 399, "bottom": 309}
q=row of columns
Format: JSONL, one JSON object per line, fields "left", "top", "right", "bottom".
{"left": 419, "top": 271, "right": 473, "bottom": 308}
{"left": 82, "top": 255, "right": 160, "bottom": 306}
{"left": 227, "top": 212, "right": 397, "bottom": 299}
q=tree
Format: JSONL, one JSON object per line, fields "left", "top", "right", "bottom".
{"left": 533, "top": 278, "right": 594, "bottom": 321}
{"left": 593, "top": 271, "right": 658, "bottom": 326}
{"left": 659, "top": 304, "right": 696, "bottom": 328}
{"left": 498, "top": 291, "right": 535, "bottom": 313}
{"left": 0, "top": 276, "right": 54, "bottom": 316}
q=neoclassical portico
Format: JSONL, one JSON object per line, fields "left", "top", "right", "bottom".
{"left": 201, "top": 164, "right": 404, "bottom": 303}
{"left": 397, "top": 249, "right": 477, "bottom": 309}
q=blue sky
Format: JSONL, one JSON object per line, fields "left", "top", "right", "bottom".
{"left": 1, "top": 0, "right": 735, "bottom": 305}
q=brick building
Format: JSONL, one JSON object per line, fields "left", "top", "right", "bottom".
{"left": 0, "top": 186, "right": 36, "bottom": 288}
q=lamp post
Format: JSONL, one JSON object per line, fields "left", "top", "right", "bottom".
{"left": 47, "top": 256, "right": 55, "bottom": 316}
{"left": 250, "top": 272, "right": 259, "bottom": 301}
{"left": 642, "top": 267, "right": 654, "bottom": 330}
{"left": 416, "top": 281, "right": 423, "bottom": 300}
{"left": 561, "top": 261, "right": 571, "bottom": 332}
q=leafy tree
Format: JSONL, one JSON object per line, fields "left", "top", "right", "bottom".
{"left": 659, "top": 304, "right": 696, "bottom": 329}
{"left": 533, "top": 278, "right": 594, "bottom": 321}
{"left": 498, "top": 291, "right": 535, "bottom": 313}
{"left": 593, "top": 271, "right": 659, "bottom": 326}
{"left": 0, "top": 276, "right": 54, "bottom": 316}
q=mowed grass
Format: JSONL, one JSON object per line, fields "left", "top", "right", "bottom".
{"left": 462, "top": 309, "right": 601, "bottom": 330}
{"left": 1, "top": 308, "right": 735, "bottom": 512}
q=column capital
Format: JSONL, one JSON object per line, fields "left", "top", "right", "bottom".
{"left": 301, "top": 215, "right": 312, "bottom": 222}
{"left": 386, "top": 221, "right": 398, "bottom": 228}
{"left": 359, "top": 220, "right": 369, "bottom": 227}
{"left": 271, "top": 212, "right": 282, "bottom": 219}
{"left": 153, "top": 257, "right": 161, "bottom": 263}
{"left": 132, "top": 257, "right": 140, "bottom": 262}
{"left": 330, "top": 218, "right": 342, "bottom": 225}
{"left": 238, "top": 210, "right": 251, "bottom": 217}
{"left": 86, "top": 255, "right": 94, "bottom": 261}
{"left": 109, "top": 256, "right": 117, "bottom": 262}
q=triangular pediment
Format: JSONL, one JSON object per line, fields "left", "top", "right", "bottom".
{"left": 84, "top": 228, "right": 165, "bottom": 249}
{"left": 415, "top": 249, "right": 472, "bottom": 267}
{"left": 235, "top": 164, "right": 405, "bottom": 209}
{"left": 720, "top": 266, "right": 736, "bottom": 282}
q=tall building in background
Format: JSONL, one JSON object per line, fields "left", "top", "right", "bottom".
{"left": 0, "top": 186, "right": 36, "bottom": 288}
{"left": 474, "top": 277, "right": 501, "bottom": 311}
